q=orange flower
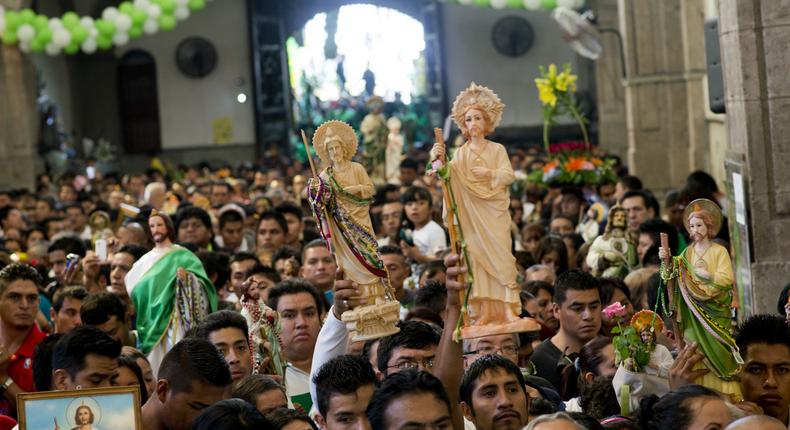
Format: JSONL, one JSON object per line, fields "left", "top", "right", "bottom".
{"left": 564, "top": 157, "right": 586, "bottom": 172}
{"left": 592, "top": 158, "right": 603, "bottom": 167}
{"left": 543, "top": 160, "right": 559, "bottom": 173}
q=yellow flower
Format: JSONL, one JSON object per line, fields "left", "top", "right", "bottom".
{"left": 556, "top": 70, "right": 577, "bottom": 93}
{"left": 546, "top": 64, "right": 558, "bottom": 80}
{"left": 535, "top": 78, "right": 557, "bottom": 107}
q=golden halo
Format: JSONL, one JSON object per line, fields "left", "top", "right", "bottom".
{"left": 312, "top": 120, "right": 359, "bottom": 165}
{"left": 366, "top": 95, "right": 385, "bottom": 110}
{"left": 683, "top": 198, "right": 723, "bottom": 236}
{"left": 630, "top": 310, "right": 664, "bottom": 333}
{"left": 451, "top": 82, "right": 505, "bottom": 134}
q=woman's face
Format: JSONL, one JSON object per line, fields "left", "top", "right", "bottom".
{"left": 116, "top": 365, "right": 140, "bottom": 390}
{"left": 541, "top": 251, "right": 560, "bottom": 273}
{"left": 686, "top": 397, "right": 734, "bottom": 430}
{"left": 135, "top": 357, "right": 156, "bottom": 399}
{"left": 464, "top": 108, "right": 487, "bottom": 138}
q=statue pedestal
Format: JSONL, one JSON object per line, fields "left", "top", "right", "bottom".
{"left": 342, "top": 300, "right": 401, "bottom": 342}
{"left": 460, "top": 317, "right": 540, "bottom": 340}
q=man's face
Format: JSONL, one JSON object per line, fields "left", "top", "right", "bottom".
{"left": 380, "top": 203, "right": 403, "bottom": 238}
{"left": 110, "top": 252, "right": 135, "bottom": 292}
{"left": 553, "top": 289, "right": 601, "bottom": 344}
{"left": 255, "top": 388, "right": 288, "bottom": 415}
{"left": 300, "top": 246, "right": 337, "bottom": 291}
{"left": 35, "top": 200, "right": 52, "bottom": 222}
{"left": 277, "top": 292, "right": 322, "bottom": 362}
{"left": 66, "top": 207, "right": 86, "bottom": 232}
{"left": 462, "top": 368, "right": 529, "bottom": 430}
{"left": 559, "top": 196, "right": 581, "bottom": 220}
{"left": 52, "top": 297, "right": 83, "bottom": 334}
{"left": 383, "top": 392, "right": 451, "bottom": 430}
{"left": 47, "top": 219, "right": 66, "bottom": 239}
{"left": 177, "top": 217, "right": 211, "bottom": 247}
{"left": 282, "top": 213, "right": 303, "bottom": 245}
{"left": 93, "top": 315, "right": 129, "bottom": 345}
{"left": 622, "top": 196, "right": 654, "bottom": 232}
{"left": 381, "top": 253, "right": 410, "bottom": 296}
{"left": 319, "top": 384, "right": 374, "bottom": 430}
{"left": 637, "top": 233, "right": 654, "bottom": 262}
{"left": 161, "top": 380, "right": 229, "bottom": 430}
{"left": 740, "top": 343, "right": 790, "bottom": 423}
{"left": 399, "top": 168, "right": 417, "bottom": 186}
{"left": 220, "top": 220, "right": 244, "bottom": 250}
{"left": 49, "top": 250, "right": 68, "bottom": 283}
{"left": 230, "top": 258, "right": 257, "bottom": 294}
{"left": 549, "top": 218, "right": 574, "bottom": 236}
{"left": 56, "top": 353, "right": 119, "bottom": 390}
{"left": 0, "top": 279, "right": 39, "bottom": 329}
{"left": 149, "top": 216, "right": 171, "bottom": 245}
{"left": 256, "top": 219, "right": 286, "bottom": 252}
{"left": 208, "top": 327, "right": 251, "bottom": 382}
{"left": 598, "top": 184, "right": 616, "bottom": 206}
{"left": 385, "top": 345, "right": 437, "bottom": 376}
{"left": 3, "top": 208, "right": 27, "bottom": 230}
{"left": 464, "top": 335, "right": 519, "bottom": 368}
{"left": 211, "top": 185, "right": 231, "bottom": 207}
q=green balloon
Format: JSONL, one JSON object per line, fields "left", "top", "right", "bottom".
{"left": 34, "top": 15, "right": 49, "bottom": 30}
{"left": 2, "top": 30, "right": 18, "bottom": 45}
{"left": 159, "top": 15, "right": 176, "bottom": 31}
{"left": 71, "top": 25, "right": 88, "bottom": 44}
{"left": 62, "top": 11, "right": 79, "bottom": 28}
{"left": 19, "top": 9, "right": 36, "bottom": 24}
{"left": 35, "top": 27, "right": 53, "bottom": 44}
{"left": 96, "top": 19, "right": 116, "bottom": 37}
{"left": 97, "top": 35, "right": 113, "bottom": 50}
{"left": 540, "top": 0, "right": 557, "bottom": 8}
{"left": 64, "top": 41, "right": 80, "bottom": 54}
{"left": 131, "top": 9, "right": 147, "bottom": 26}
{"left": 4, "top": 12, "right": 20, "bottom": 32}
{"left": 507, "top": 0, "right": 523, "bottom": 7}
{"left": 160, "top": 0, "right": 176, "bottom": 14}
{"left": 129, "top": 26, "right": 143, "bottom": 38}
{"left": 188, "top": 0, "right": 205, "bottom": 11}
{"left": 473, "top": 0, "right": 488, "bottom": 5}
{"left": 119, "top": 2, "right": 134, "bottom": 14}
{"left": 31, "top": 38, "right": 45, "bottom": 52}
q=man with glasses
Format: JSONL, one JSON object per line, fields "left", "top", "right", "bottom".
{"left": 376, "top": 320, "right": 440, "bottom": 377}
{"left": 463, "top": 334, "right": 519, "bottom": 369}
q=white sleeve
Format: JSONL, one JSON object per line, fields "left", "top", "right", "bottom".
{"left": 309, "top": 306, "right": 348, "bottom": 410}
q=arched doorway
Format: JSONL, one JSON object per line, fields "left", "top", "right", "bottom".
{"left": 118, "top": 50, "right": 162, "bottom": 154}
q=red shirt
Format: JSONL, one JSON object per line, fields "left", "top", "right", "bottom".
{"left": 0, "top": 325, "right": 46, "bottom": 417}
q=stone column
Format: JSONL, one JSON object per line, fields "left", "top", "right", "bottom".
{"left": 718, "top": 0, "right": 790, "bottom": 314}
{"left": 0, "top": 0, "right": 40, "bottom": 190}
{"left": 617, "top": 0, "right": 710, "bottom": 192}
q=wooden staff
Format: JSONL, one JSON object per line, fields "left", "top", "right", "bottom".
{"left": 434, "top": 128, "right": 467, "bottom": 300}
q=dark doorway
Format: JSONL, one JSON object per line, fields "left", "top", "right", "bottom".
{"left": 118, "top": 50, "right": 162, "bottom": 154}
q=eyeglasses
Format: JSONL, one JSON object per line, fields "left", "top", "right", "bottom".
{"left": 387, "top": 358, "right": 435, "bottom": 371}
{"left": 464, "top": 345, "right": 518, "bottom": 356}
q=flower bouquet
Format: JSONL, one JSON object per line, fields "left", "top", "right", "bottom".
{"left": 528, "top": 64, "right": 617, "bottom": 186}
{"left": 604, "top": 302, "right": 651, "bottom": 373}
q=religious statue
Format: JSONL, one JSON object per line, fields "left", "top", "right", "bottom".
{"left": 659, "top": 198, "right": 742, "bottom": 399}
{"left": 306, "top": 120, "right": 400, "bottom": 341}
{"left": 430, "top": 83, "right": 538, "bottom": 339}
{"left": 359, "top": 96, "right": 388, "bottom": 183}
{"left": 385, "top": 116, "right": 404, "bottom": 184}
{"left": 125, "top": 211, "right": 216, "bottom": 373}
{"left": 627, "top": 310, "right": 674, "bottom": 377}
{"left": 586, "top": 205, "right": 637, "bottom": 278}
{"left": 240, "top": 277, "right": 286, "bottom": 377}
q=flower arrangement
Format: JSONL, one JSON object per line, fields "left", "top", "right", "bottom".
{"left": 529, "top": 64, "right": 617, "bottom": 186}
{"left": 604, "top": 302, "right": 651, "bottom": 373}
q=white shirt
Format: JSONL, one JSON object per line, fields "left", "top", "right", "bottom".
{"left": 309, "top": 307, "right": 348, "bottom": 409}
{"left": 286, "top": 364, "right": 313, "bottom": 413}
{"left": 413, "top": 220, "right": 446, "bottom": 257}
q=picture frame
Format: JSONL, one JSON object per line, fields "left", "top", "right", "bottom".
{"left": 17, "top": 386, "right": 142, "bottom": 430}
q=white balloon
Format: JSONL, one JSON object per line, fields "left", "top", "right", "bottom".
{"left": 133, "top": 0, "right": 151, "bottom": 9}
{"left": 81, "top": 38, "right": 97, "bottom": 53}
{"left": 0, "top": 5, "right": 5, "bottom": 14}
{"left": 102, "top": 7, "right": 119, "bottom": 22}
{"left": 89, "top": 28, "right": 99, "bottom": 38}
{"left": 174, "top": 6, "right": 190, "bottom": 20}
{"left": 143, "top": 18, "right": 158, "bottom": 35}
{"left": 524, "top": 0, "right": 542, "bottom": 9}
{"left": 112, "top": 32, "right": 129, "bottom": 46}
{"left": 175, "top": 0, "right": 188, "bottom": 5}
{"left": 147, "top": 5, "right": 161, "bottom": 19}
{"left": 557, "top": 0, "right": 576, "bottom": 7}
{"left": 0, "top": 16, "right": 6, "bottom": 35}
{"left": 45, "top": 42, "right": 61, "bottom": 55}
{"left": 80, "top": 16, "right": 95, "bottom": 28}
{"left": 16, "top": 24, "right": 35, "bottom": 43}
{"left": 115, "top": 14, "right": 132, "bottom": 32}
{"left": 19, "top": 41, "right": 31, "bottom": 53}
{"left": 53, "top": 28, "right": 71, "bottom": 47}
{"left": 48, "top": 17, "right": 63, "bottom": 30}
{"left": 491, "top": 0, "right": 508, "bottom": 8}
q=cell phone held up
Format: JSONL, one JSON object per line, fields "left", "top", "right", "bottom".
{"left": 95, "top": 239, "right": 108, "bottom": 261}
{"left": 399, "top": 228, "right": 415, "bottom": 247}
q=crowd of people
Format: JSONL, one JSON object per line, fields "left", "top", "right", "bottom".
{"left": 0, "top": 146, "right": 785, "bottom": 430}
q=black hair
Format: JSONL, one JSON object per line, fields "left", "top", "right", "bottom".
{"left": 0, "top": 262, "right": 43, "bottom": 296}
{"left": 378, "top": 244, "right": 406, "bottom": 259}
{"left": 267, "top": 278, "right": 325, "bottom": 316}
{"left": 218, "top": 209, "right": 244, "bottom": 229}
{"left": 117, "top": 244, "right": 147, "bottom": 261}
{"left": 420, "top": 260, "right": 446, "bottom": 279}
{"left": 158, "top": 337, "right": 232, "bottom": 394}
{"left": 621, "top": 190, "right": 660, "bottom": 216}
{"left": 52, "top": 326, "right": 122, "bottom": 379}
{"left": 211, "top": 181, "right": 233, "bottom": 194}
{"left": 617, "top": 175, "right": 643, "bottom": 191}
{"left": 637, "top": 219, "right": 679, "bottom": 255}
{"left": 400, "top": 186, "right": 432, "bottom": 208}
{"left": 245, "top": 264, "right": 282, "bottom": 284}
{"left": 80, "top": 291, "right": 126, "bottom": 326}
{"left": 374, "top": 183, "right": 401, "bottom": 205}
{"left": 778, "top": 283, "right": 790, "bottom": 316}
{"left": 414, "top": 281, "right": 447, "bottom": 315}
{"left": 62, "top": 202, "right": 84, "bottom": 214}
{"left": 196, "top": 251, "right": 231, "bottom": 290}
{"left": 257, "top": 210, "right": 288, "bottom": 236}
{"left": 525, "top": 280, "right": 554, "bottom": 298}
{"left": 637, "top": 385, "right": 721, "bottom": 430}
{"left": 686, "top": 170, "right": 719, "bottom": 194}
{"left": 175, "top": 205, "right": 212, "bottom": 231}
{"left": 195, "top": 309, "right": 250, "bottom": 342}
{"left": 265, "top": 408, "right": 318, "bottom": 430}
{"left": 47, "top": 237, "right": 87, "bottom": 258}
{"left": 230, "top": 251, "right": 260, "bottom": 266}
{"left": 377, "top": 320, "right": 441, "bottom": 373}
{"left": 459, "top": 354, "right": 526, "bottom": 413}
{"left": 33, "top": 333, "right": 63, "bottom": 391}
{"left": 272, "top": 246, "right": 301, "bottom": 267}
{"left": 553, "top": 270, "right": 599, "bottom": 306}
{"left": 598, "top": 278, "right": 632, "bottom": 306}
{"left": 192, "top": 398, "right": 273, "bottom": 430}
{"left": 0, "top": 206, "right": 14, "bottom": 224}
{"left": 314, "top": 355, "right": 377, "bottom": 417}
{"left": 735, "top": 314, "right": 790, "bottom": 356}
{"left": 232, "top": 374, "right": 285, "bottom": 405}
{"left": 118, "top": 354, "right": 149, "bottom": 401}
{"left": 567, "top": 412, "right": 606, "bottom": 430}
{"left": 404, "top": 307, "right": 444, "bottom": 328}
{"left": 536, "top": 236, "right": 569, "bottom": 275}
{"left": 51, "top": 286, "right": 88, "bottom": 313}
{"left": 400, "top": 158, "right": 419, "bottom": 170}
{"left": 275, "top": 201, "right": 303, "bottom": 221}
{"left": 367, "top": 370, "right": 450, "bottom": 430}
